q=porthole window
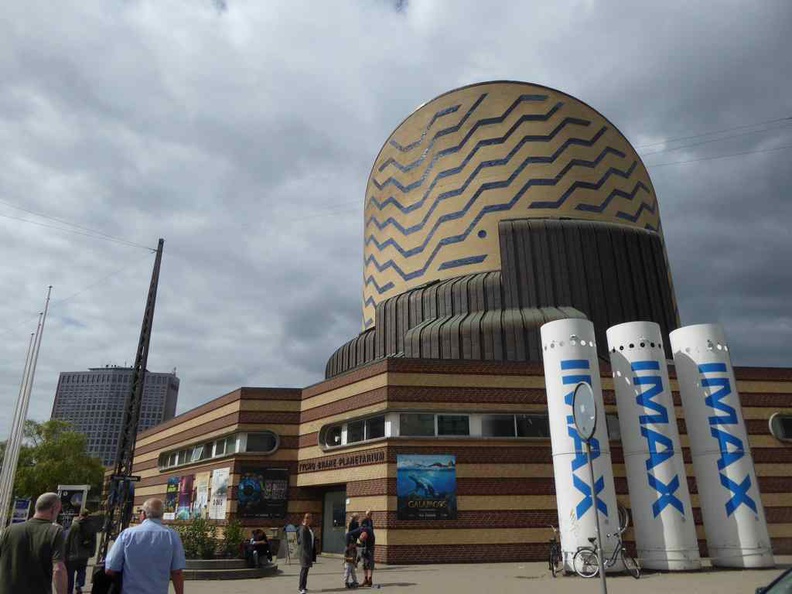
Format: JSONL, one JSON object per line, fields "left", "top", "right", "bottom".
{"left": 246, "top": 431, "right": 279, "bottom": 453}
{"left": 769, "top": 413, "right": 792, "bottom": 442}
{"left": 323, "top": 425, "right": 342, "bottom": 448}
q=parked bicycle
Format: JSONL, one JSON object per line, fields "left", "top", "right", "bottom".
{"left": 547, "top": 525, "right": 563, "bottom": 577}
{"left": 572, "top": 507, "right": 640, "bottom": 579}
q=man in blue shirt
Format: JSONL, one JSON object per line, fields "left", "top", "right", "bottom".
{"left": 105, "top": 498, "right": 186, "bottom": 594}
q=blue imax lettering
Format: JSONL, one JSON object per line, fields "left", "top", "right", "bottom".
{"left": 561, "top": 359, "right": 607, "bottom": 519}
{"left": 699, "top": 363, "right": 758, "bottom": 516}
{"left": 632, "top": 361, "right": 684, "bottom": 517}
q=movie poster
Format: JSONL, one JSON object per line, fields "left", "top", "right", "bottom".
{"left": 163, "top": 476, "right": 180, "bottom": 520}
{"left": 396, "top": 454, "right": 457, "bottom": 520}
{"left": 175, "top": 475, "right": 194, "bottom": 521}
{"left": 237, "top": 467, "right": 289, "bottom": 519}
{"left": 193, "top": 472, "right": 210, "bottom": 519}
{"left": 57, "top": 485, "right": 89, "bottom": 530}
{"left": 209, "top": 467, "right": 230, "bottom": 520}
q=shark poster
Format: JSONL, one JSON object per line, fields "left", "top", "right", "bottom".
{"left": 397, "top": 454, "right": 457, "bottom": 520}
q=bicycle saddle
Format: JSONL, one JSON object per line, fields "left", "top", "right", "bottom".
{"left": 588, "top": 537, "right": 597, "bottom": 543}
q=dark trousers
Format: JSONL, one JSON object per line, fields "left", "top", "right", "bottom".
{"left": 67, "top": 559, "right": 88, "bottom": 593}
{"left": 299, "top": 566, "right": 310, "bottom": 590}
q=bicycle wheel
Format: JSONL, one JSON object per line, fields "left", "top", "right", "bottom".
{"left": 573, "top": 548, "right": 599, "bottom": 578}
{"left": 621, "top": 550, "right": 640, "bottom": 579}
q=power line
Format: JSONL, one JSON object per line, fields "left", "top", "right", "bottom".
{"left": 634, "top": 115, "right": 792, "bottom": 149}
{"left": 639, "top": 121, "right": 792, "bottom": 157}
{"left": 0, "top": 209, "right": 154, "bottom": 251}
{"left": 646, "top": 144, "right": 792, "bottom": 169}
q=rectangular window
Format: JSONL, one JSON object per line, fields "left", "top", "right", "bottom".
{"left": 214, "top": 439, "right": 226, "bottom": 456}
{"left": 365, "top": 416, "right": 385, "bottom": 440}
{"left": 190, "top": 445, "right": 204, "bottom": 462}
{"left": 437, "top": 414, "right": 470, "bottom": 436}
{"left": 399, "top": 413, "right": 435, "bottom": 437}
{"left": 481, "top": 414, "right": 516, "bottom": 437}
{"left": 516, "top": 414, "right": 550, "bottom": 438}
{"left": 606, "top": 415, "right": 621, "bottom": 441}
{"left": 347, "top": 420, "right": 365, "bottom": 443}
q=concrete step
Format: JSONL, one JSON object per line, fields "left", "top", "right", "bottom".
{"left": 185, "top": 558, "right": 249, "bottom": 570}
{"left": 183, "top": 564, "right": 278, "bottom": 581}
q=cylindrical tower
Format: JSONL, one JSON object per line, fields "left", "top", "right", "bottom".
{"left": 670, "top": 324, "right": 774, "bottom": 568}
{"left": 607, "top": 321, "right": 700, "bottom": 570}
{"left": 541, "top": 318, "right": 620, "bottom": 570}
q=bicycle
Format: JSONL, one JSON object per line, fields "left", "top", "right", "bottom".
{"left": 547, "top": 525, "right": 563, "bottom": 577}
{"left": 572, "top": 507, "right": 640, "bottom": 579}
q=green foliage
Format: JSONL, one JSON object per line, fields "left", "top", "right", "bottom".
{"left": 223, "top": 519, "right": 245, "bottom": 558}
{"left": 175, "top": 518, "right": 217, "bottom": 559}
{"left": 0, "top": 420, "right": 105, "bottom": 499}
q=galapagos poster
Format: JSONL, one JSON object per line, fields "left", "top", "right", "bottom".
{"left": 396, "top": 454, "right": 457, "bottom": 520}
{"left": 237, "top": 467, "right": 289, "bottom": 519}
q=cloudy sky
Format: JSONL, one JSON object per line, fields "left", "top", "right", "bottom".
{"left": 1, "top": 0, "right": 790, "bottom": 438}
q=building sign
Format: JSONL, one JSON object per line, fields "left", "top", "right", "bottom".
{"left": 209, "top": 467, "right": 230, "bottom": 520}
{"left": 297, "top": 449, "right": 386, "bottom": 473}
{"left": 238, "top": 467, "right": 289, "bottom": 519}
{"left": 396, "top": 454, "right": 457, "bottom": 520}
{"left": 11, "top": 498, "right": 31, "bottom": 524}
{"left": 57, "top": 485, "right": 89, "bottom": 530}
{"left": 164, "top": 476, "right": 180, "bottom": 520}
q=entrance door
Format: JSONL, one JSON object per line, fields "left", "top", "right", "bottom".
{"left": 322, "top": 489, "right": 347, "bottom": 554}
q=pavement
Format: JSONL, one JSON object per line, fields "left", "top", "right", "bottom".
{"left": 155, "top": 555, "right": 791, "bottom": 593}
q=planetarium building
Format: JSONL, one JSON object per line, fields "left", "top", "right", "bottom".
{"left": 130, "top": 82, "right": 792, "bottom": 565}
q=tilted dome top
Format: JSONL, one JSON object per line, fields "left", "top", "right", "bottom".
{"left": 362, "top": 81, "right": 660, "bottom": 328}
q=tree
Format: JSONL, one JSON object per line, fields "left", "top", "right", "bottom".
{"left": 1, "top": 420, "right": 106, "bottom": 500}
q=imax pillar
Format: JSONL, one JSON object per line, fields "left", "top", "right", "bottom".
{"left": 670, "top": 324, "right": 773, "bottom": 568}
{"left": 541, "top": 318, "right": 619, "bottom": 571}
{"left": 607, "top": 321, "right": 700, "bottom": 570}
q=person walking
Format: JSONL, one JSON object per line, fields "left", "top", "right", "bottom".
{"left": 0, "top": 492, "right": 68, "bottom": 594}
{"left": 65, "top": 510, "right": 96, "bottom": 594}
{"left": 297, "top": 513, "right": 315, "bottom": 594}
{"left": 105, "top": 498, "right": 186, "bottom": 594}
{"left": 343, "top": 516, "right": 360, "bottom": 589}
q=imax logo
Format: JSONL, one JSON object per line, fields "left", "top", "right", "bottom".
{"left": 632, "top": 361, "right": 684, "bottom": 518}
{"left": 699, "top": 362, "right": 758, "bottom": 517}
{"left": 561, "top": 359, "right": 607, "bottom": 519}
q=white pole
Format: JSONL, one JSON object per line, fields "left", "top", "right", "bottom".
{"left": 0, "top": 330, "right": 37, "bottom": 528}
{"left": 0, "top": 287, "right": 52, "bottom": 529}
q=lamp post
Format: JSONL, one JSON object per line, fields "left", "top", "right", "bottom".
{"left": 573, "top": 381, "right": 607, "bottom": 594}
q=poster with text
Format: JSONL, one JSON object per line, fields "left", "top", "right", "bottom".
{"left": 57, "top": 485, "right": 89, "bottom": 530}
{"left": 175, "top": 474, "right": 194, "bottom": 521}
{"left": 163, "top": 476, "right": 180, "bottom": 520}
{"left": 396, "top": 454, "right": 456, "bottom": 520}
{"left": 193, "top": 472, "right": 210, "bottom": 518}
{"left": 11, "top": 498, "right": 31, "bottom": 523}
{"left": 209, "top": 467, "right": 230, "bottom": 520}
{"left": 237, "top": 467, "right": 289, "bottom": 519}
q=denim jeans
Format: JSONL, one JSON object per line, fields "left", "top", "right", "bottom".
{"left": 67, "top": 559, "right": 88, "bottom": 593}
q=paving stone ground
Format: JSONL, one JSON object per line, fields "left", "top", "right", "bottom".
{"left": 87, "top": 555, "right": 790, "bottom": 594}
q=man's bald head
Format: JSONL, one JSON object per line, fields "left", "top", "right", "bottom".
{"left": 34, "top": 492, "right": 61, "bottom": 520}
{"left": 142, "top": 498, "right": 164, "bottom": 519}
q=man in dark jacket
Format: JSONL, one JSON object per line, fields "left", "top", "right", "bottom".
{"left": 65, "top": 510, "right": 96, "bottom": 594}
{"left": 297, "top": 513, "right": 315, "bottom": 594}
{"left": 0, "top": 492, "right": 68, "bottom": 594}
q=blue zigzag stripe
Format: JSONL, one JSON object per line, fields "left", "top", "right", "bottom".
{"left": 367, "top": 118, "right": 600, "bottom": 217}
{"left": 364, "top": 317, "right": 373, "bottom": 328}
{"left": 528, "top": 161, "right": 638, "bottom": 209}
{"left": 364, "top": 154, "right": 641, "bottom": 283}
{"left": 575, "top": 180, "right": 649, "bottom": 214}
{"left": 364, "top": 275, "right": 395, "bottom": 294}
{"left": 438, "top": 254, "right": 488, "bottom": 271}
{"left": 389, "top": 104, "right": 461, "bottom": 153}
{"left": 376, "top": 95, "right": 553, "bottom": 180}
{"left": 380, "top": 94, "right": 488, "bottom": 172}
{"left": 617, "top": 198, "right": 658, "bottom": 225}
{"left": 365, "top": 137, "right": 620, "bottom": 257}
{"left": 363, "top": 295, "right": 378, "bottom": 309}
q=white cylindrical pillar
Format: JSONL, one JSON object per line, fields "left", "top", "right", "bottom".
{"left": 541, "top": 318, "right": 620, "bottom": 571}
{"left": 670, "top": 324, "right": 773, "bottom": 568}
{"left": 607, "top": 321, "right": 701, "bottom": 570}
